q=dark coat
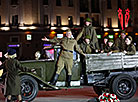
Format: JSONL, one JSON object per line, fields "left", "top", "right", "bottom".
{"left": 2, "top": 58, "right": 31, "bottom": 95}
{"left": 104, "top": 44, "right": 119, "bottom": 53}
{"left": 115, "top": 37, "right": 126, "bottom": 52}
{"left": 76, "top": 25, "right": 99, "bottom": 50}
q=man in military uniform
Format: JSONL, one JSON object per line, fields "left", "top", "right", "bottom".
{"left": 104, "top": 39, "right": 119, "bottom": 56}
{"left": 0, "top": 48, "right": 34, "bottom": 102}
{"left": 115, "top": 31, "right": 126, "bottom": 52}
{"left": 80, "top": 35, "right": 93, "bottom": 54}
{"left": 124, "top": 36, "right": 136, "bottom": 55}
{"left": 42, "top": 29, "right": 85, "bottom": 87}
{"left": 76, "top": 18, "right": 99, "bottom": 53}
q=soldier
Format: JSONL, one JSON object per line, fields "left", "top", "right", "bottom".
{"left": 105, "top": 39, "right": 119, "bottom": 56}
{"left": 123, "top": 36, "right": 136, "bottom": 55}
{"left": 0, "top": 48, "right": 34, "bottom": 102}
{"left": 42, "top": 29, "right": 85, "bottom": 87}
{"left": 101, "top": 36, "right": 109, "bottom": 53}
{"left": 115, "top": 30, "right": 126, "bottom": 52}
{"left": 76, "top": 18, "right": 99, "bottom": 53}
{"left": 80, "top": 35, "right": 93, "bottom": 54}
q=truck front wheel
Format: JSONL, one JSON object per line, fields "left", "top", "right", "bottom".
{"left": 110, "top": 74, "right": 137, "bottom": 100}
{"left": 21, "top": 75, "right": 38, "bottom": 101}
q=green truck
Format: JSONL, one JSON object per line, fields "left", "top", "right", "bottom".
{"left": 1, "top": 45, "right": 138, "bottom": 101}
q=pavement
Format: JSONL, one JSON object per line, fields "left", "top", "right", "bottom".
{"left": 0, "top": 86, "right": 138, "bottom": 102}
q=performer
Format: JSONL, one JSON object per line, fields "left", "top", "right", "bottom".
{"left": 76, "top": 18, "right": 99, "bottom": 53}
{"left": 0, "top": 48, "right": 35, "bottom": 102}
{"left": 42, "top": 29, "right": 85, "bottom": 87}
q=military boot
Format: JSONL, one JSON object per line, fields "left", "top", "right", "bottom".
{"left": 50, "top": 74, "right": 59, "bottom": 85}
{"left": 66, "top": 75, "right": 71, "bottom": 88}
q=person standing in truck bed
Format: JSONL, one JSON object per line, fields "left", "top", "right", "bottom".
{"left": 42, "top": 29, "right": 85, "bottom": 87}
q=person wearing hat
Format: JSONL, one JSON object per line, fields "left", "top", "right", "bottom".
{"left": 123, "top": 36, "right": 136, "bottom": 55}
{"left": 0, "top": 48, "right": 34, "bottom": 102}
{"left": 101, "top": 36, "right": 109, "bottom": 53}
{"left": 105, "top": 39, "right": 119, "bottom": 56}
{"left": 115, "top": 30, "right": 126, "bottom": 52}
{"left": 42, "top": 29, "right": 85, "bottom": 87}
{"left": 80, "top": 35, "right": 93, "bottom": 54}
{"left": 76, "top": 18, "right": 99, "bottom": 53}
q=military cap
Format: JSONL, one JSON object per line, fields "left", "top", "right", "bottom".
{"left": 121, "top": 30, "right": 126, "bottom": 34}
{"left": 127, "top": 36, "right": 133, "bottom": 42}
{"left": 7, "top": 48, "right": 16, "bottom": 55}
{"left": 85, "top": 18, "right": 92, "bottom": 22}
{"left": 85, "top": 35, "right": 91, "bottom": 39}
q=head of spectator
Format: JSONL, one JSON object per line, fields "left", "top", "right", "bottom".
{"left": 121, "top": 30, "right": 126, "bottom": 39}
{"left": 103, "top": 36, "right": 108, "bottom": 45}
{"left": 125, "top": 36, "right": 133, "bottom": 45}
{"left": 108, "top": 39, "right": 114, "bottom": 47}
{"left": 7, "top": 48, "right": 17, "bottom": 59}
{"left": 66, "top": 29, "right": 73, "bottom": 38}
{"left": 85, "top": 18, "right": 92, "bottom": 26}
{"left": 84, "top": 35, "right": 91, "bottom": 44}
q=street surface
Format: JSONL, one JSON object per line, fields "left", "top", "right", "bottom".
{"left": 0, "top": 86, "right": 138, "bottom": 102}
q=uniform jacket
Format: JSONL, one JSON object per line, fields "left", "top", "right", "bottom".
{"left": 104, "top": 44, "right": 119, "bottom": 53}
{"left": 115, "top": 37, "right": 126, "bottom": 52}
{"left": 76, "top": 25, "right": 99, "bottom": 50}
{"left": 125, "top": 44, "right": 136, "bottom": 55}
{"left": 80, "top": 41, "right": 93, "bottom": 54}
{"left": 49, "top": 37, "right": 84, "bottom": 59}
{"left": 1, "top": 58, "right": 31, "bottom": 95}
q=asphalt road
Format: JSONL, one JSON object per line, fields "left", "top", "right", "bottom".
{"left": 0, "top": 86, "right": 138, "bottom": 102}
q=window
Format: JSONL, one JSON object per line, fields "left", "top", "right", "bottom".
{"left": 11, "top": 0, "right": 18, "bottom": 5}
{"left": 107, "top": 18, "right": 112, "bottom": 27}
{"left": 68, "top": 16, "right": 73, "bottom": 26}
{"left": 10, "top": 36, "right": 19, "bottom": 42}
{"left": 128, "top": 0, "right": 131, "bottom": 10}
{"left": 0, "top": 0, "right": 1, "bottom": 5}
{"left": 68, "top": 0, "right": 73, "bottom": 7}
{"left": 56, "top": 0, "right": 61, "bottom": 6}
{"left": 43, "top": 0, "right": 48, "bottom": 5}
{"left": 80, "top": 17, "right": 84, "bottom": 26}
{"left": 118, "top": 0, "right": 122, "bottom": 9}
{"left": 56, "top": 16, "right": 61, "bottom": 26}
{"left": 44, "top": 15, "right": 48, "bottom": 25}
{"left": 12, "top": 15, "right": 18, "bottom": 26}
{"left": 107, "top": 0, "right": 112, "bottom": 9}
{"left": 91, "top": 0, "right": 100, "bottom": 13}
{"left": 80, "top": 0, "right": 89, "bottom": 12}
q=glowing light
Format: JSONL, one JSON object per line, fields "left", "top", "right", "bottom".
{"left": 19, "top": 26, "right": 28, "bottom": 30}
{"left": 125, "top": 8, "right": 130, "bottom": 28}
{"left": 29, "top": 26, "right": 36, "bottom": 29}
{"left": 135, "top": 33, "right": 138, "bottom": 36}
{"left": 51, "top": 31, "right": 56, "bottom": 34}
{"left": 51, "top": 27, "right": 57, "bottom": 30}
{"left": 8, "top": 44, "right": 20, "bottom": 47}
{"left": 113, "top": 29, "right": 120, "bottom": 32}
{"left": 26, "top": 34, "right": 32, "bottom": 40}
{"left": 61, "top": 27, "right": 69, "bottom": 31}
{"left": 104, "top": 28, "right": 109, "bottom": 31}
{"left": 118, "top": 8, "right": 124, "bottom": 30}
{"left": 115, "top": 33, "right": 118, "bottom": 35}
{"left": 97, "top": 35, "right": 101, "bottom": 39}
{"left": 1, "top": 27, "right": 10, "bottom": 31}
{"left": 126, "top": 33, "right": 128, "bottom": 35}
{"left": 108, "top": 35, "right": 114, "bottom": 39}
{"left": 104, "top": 32, "right": 109, "bottom": 36}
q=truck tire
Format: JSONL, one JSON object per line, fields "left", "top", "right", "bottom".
{"left": 110, "top": 74, "right": 137, "bottom": 100}
{"left": 93, "top": 86, "right": 103, "bottom": 95}
{"left": 21, "top": 75, "right": 38, "bottom": 101}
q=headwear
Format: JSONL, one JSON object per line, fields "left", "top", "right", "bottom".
{"left": 66, "top": 29, "right": 72, "bottom": 33}
{"left": 127, "top": 36, "right": 133, "bottom": 42}
{"left": 85, "top": 35, "right": 91, "bottom": 39}
{"left": 85, "top": 18, "right": 92, "bottom": 22}
{"left": 7, "top": 48, "right": 16, "bottom": 55}
{"left": 108, "top": 39, "right": 114, "bottom": 43}
{"left": 104, "top": 36, "right": 108, "bottom": 39}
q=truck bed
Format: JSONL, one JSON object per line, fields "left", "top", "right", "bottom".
{"left": 85, "top": 52, "right": 138, "bottom": 72}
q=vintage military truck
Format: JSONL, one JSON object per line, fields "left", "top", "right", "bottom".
{"left": 0, "top": 46, "right": 138, "bottom": 101}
